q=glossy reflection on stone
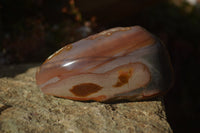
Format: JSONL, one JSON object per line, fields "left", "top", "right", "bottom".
{"left": 36, "top": 26, "right": 173, "bottom": 102}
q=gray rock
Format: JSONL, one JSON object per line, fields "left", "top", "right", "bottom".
{"left": 0, "top": 64, "right": 172, "bottom": 133}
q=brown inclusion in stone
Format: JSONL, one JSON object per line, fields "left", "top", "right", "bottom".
{"left": 70, "top": 83, "right": 102, "bottom": 97}
{"left": 113, "top": 69, "right": 133, "bottom": 87}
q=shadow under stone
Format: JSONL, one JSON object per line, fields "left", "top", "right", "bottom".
{"left": 0, "top": 63, "right": 40, "bottom": 78}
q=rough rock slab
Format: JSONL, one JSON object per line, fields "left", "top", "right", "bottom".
{"left": 0, "top": 64, "right": 172, "bottom": 133}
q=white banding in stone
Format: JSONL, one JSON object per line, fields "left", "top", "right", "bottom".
{"left": 39, "top": 77, "right": 60, "bottom": 89}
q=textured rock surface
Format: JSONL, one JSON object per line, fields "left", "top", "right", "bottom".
{"left": 0, "top": 64, "right": 172, "bottom": 133}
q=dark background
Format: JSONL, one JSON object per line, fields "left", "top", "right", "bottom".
{"left": 0, "top": 0, "right": 199, "bottom": 132}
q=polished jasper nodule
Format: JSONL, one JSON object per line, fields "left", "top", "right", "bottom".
{"left": 36, "top": 26, "right": 173, "bottom": 102}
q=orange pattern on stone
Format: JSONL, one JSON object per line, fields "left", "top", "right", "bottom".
{"left": 70, "top": 83, "right": 102, "bottom": 97}
{"left": 43, "top": 44, "right": 73, "bottom": 65}
{"left": 113, "top": 69, "right": 133, "bottom": 87}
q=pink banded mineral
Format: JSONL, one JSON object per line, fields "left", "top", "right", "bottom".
{"left": 36, "top": 26, "right": 173, "bottom": 102}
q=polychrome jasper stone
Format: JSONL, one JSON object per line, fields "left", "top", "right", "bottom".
{"left": 36, "top": 26, "right": 173, "bottom": 102}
